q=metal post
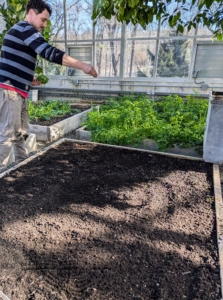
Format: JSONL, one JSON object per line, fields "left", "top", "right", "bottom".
{"left": 188, "top": 25, "right": 199, "bottom": 79}
{"left": 63, "top": 0, "right": 68, "bottom": 54}
{"left": 93, "top": 20, "right": 96, "bottom": 68}
{"left": 120, "top": 22, "right": 126, "bottom": 79}
{"left": 63, "top": 0, "right": 68, "bottom": 76}
{"left": 153, "top": 19, "right": 161, "bottom": 78}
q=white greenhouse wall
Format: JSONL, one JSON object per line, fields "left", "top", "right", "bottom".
{"left": 40, "top": 77, "right": 223, "bottom": 99}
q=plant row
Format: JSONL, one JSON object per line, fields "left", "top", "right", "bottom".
{"left": 83, "top": 94, "right": 208, "bottom": 153}
{"left": 28, "top": 99, "right": 79, "bottom": 122}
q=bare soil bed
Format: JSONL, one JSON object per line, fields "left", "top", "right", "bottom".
{"left": 29, "top": 105, "right": 91, "bottom": 126}
{"left": 0, "top": 141, "right": 221, "bottom": 300}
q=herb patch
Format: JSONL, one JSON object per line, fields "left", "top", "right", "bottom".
{"left": 84, "top": 94, "right": 208, "bottom": 154}
{"left": 28, "top": 100, "right": 80, "bottom": 124}
{"left": 28, "top": 100, "right": 92, "bottom": 127}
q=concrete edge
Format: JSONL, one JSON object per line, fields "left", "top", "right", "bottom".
{"left": 0, "top": 138, "right": 66, "bottom": 179}
{"left": 50, "top": 106, "right": 94, "bottom": 128}
{"left": 213, "top": 164, "right": 223, "bottom": 300}
{"left": 0, "top": 290, "right": 11, "bottom": 300}
{"left": 49, "top": 106, "right": 99, "bottom": 139}
{"left": 75, "top": 126, "right": 91, "bottom": 141}
{"left": 29, "top": 106, "right": 98, "bottom": 142}
{"left": 29, "top": 124, "right": 48, "bottom": 142}
{"left": 70, "top": 138, "right": 204, "bottom": 161}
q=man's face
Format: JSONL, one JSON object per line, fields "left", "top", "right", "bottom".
{"left": 29, "top": 9, "right": 50, "bottom": 32}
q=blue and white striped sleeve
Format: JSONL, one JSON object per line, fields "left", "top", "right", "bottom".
{"left": 23, "top": 26, "right": 65, "bottom": 65}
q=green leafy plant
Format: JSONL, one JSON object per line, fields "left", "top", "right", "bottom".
{"left": 35, "top": 66, "right": 49, "bottom": 85}
{"left": 83, "top": 94, "right": 208, "bottom": 154}
{"left": 28, "top": 99, "right": 79, "bottom": 122}
{"left": 36, "top": 74, "right": 49, "bottom": 84}
{"left": 0, "top": 0, "right": 26, "bottom": 48}
{"left": 92, "top": 0, "right": 223, "bottom": 41}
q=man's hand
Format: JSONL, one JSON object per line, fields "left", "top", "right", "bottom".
{"left": 62, "top": 54, "right": 98, "bottom": 78}
{"left": 32, "top": 78, "right": 41, "bottom": 86}
{"left": 80, "top": 62, "right": 98, "bottom": 78}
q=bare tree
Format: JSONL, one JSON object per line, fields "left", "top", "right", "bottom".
{"left": 129, "top": 25, "right": 138, "bottom": 77}
{"left": 96, "top": 21, "right": 105, "bottom": 75}
{"left": 67, "top": 3, "right": 87, "bottom": 39}
{"left": 104, "top": 17, "right": 121, "bottom": 76}
{"left": 48, "top": 0, "right": 82, "bottom": 40}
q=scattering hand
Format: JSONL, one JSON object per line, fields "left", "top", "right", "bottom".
{"left": 81, "top": 63, "right": 98, "bottom": 78}
{"left": 32, "top": 78, "right": 41, "bottom": 86}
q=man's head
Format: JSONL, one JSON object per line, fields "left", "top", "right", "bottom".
{"left": 25, "top": 0, "right": 52, "bottom": 32}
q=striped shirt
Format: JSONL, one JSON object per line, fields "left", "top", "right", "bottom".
{"left": 0, "top": 21, "right": 65, "bottom": 95}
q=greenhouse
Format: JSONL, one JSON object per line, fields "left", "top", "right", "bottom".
{"left": 1, "top": 0, "right": 222, "bottom": 96}
{"left": 0, "top": 0, "right": 219, "bottom": 99}
{"left": 1, "top": 0, "right": 223, "bottom": 299}
{"left": 0, "top": 1, "right": 221, "bottom": 99}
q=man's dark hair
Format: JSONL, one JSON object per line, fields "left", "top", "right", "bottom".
{"left": 26, "top": 0, "right": 52, "bottom": 16}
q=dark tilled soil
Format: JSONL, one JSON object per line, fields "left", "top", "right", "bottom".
{"left": 29, "top": 105, "right": 91, "bottom": 126}
{"left": 0, "top": 141, "right": 221, "bottom": 300}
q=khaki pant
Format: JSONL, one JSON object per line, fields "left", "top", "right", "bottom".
{"left": 0, "top": 89, "right": 29, "bottom": 172}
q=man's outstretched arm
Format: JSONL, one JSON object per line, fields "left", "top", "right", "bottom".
{"left": 62, "top": 53, "right": 98, "bottom": 78}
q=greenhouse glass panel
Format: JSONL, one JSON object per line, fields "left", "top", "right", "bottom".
{"left": 66, "top": 0, "right": 93, "bottom": 40}
{"left": 124, "top": 40, "right": 156, "bottom": 78}
{"left": 156, "top": 39, "right": 192, "bottom": 78}
{"left": 43, "top": 43, "right": 66, "bottom": 75}
{"left": 96, "top": 41, "right": 121, "bottom": 77}
{"left": 126, "top": 22, "right": 158, "bottom": 38}
{"left": 160, "top": 0, "right": 197, "bottom": 37}
{"left": 48, "top": 0, "right": 65, "bottom": 40}
{"left": 95, "top": 17, "right": 122, "bottom": 39}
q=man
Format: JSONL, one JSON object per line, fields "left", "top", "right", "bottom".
{"left": 0, "top": 0, "right": 97, "bottom": 173}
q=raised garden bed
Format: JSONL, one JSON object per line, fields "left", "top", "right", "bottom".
{"left": 81, "top": 94, "right": 208, "bottom": 156}
{"left": 76, "top": 126, "right": 202, "bottom": 158}
{"left": 0, "top": 140, "right": 221, "bottom": 300}
{"left": 29, "top": 104, "right": 91, "bottom": 127}
{"left": 29, "top": 105, "right": 97, "bottom": 142}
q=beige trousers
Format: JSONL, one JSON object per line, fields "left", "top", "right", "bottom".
{"left": 0, "top": 89, "right": 29, "bottom": 172}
